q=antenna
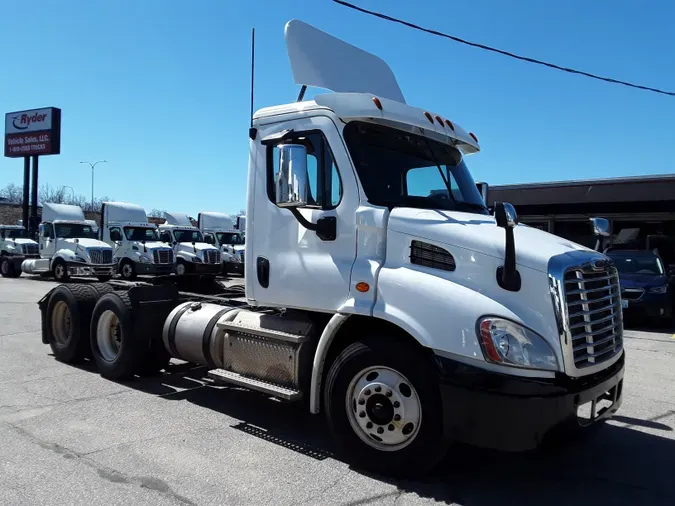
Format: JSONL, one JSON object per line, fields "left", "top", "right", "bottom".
{"left": 250, "top": 28, "right": 255, "bottom": 128}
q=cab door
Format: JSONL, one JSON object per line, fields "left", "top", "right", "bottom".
{"left": 249, "top": 116, "right": 359, "bottom": 312}
{"left": 40, "top": 223, "right": 56, "bottom": 258}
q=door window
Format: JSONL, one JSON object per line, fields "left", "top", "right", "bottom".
{"left": 268, "top": 131, "right": 342, "bottom": 209}
{"left": 160, "top": 231, "right": 173, "bottom": 243}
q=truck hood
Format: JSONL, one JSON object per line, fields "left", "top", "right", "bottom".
{"left": 8, "top": 238, "right": 38, "bottom": 246}
{"left": 388, "top": 208, "right": 593, "bottom": 273}
{"left": 176, "top": 242, "right": 217, "bottom": 254}
{"left": 134, "top": 241, "right": 172, "bottom": 250}
{"left": 60, "top": 238, "right": 112, "bottom": 250}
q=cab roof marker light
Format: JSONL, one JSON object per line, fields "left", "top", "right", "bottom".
{"left": 372, "top": 96, "right": 383, "bottom": 110}
{"left": 423, "top": 112, "right": 434, "bottom": 124}
{"left": 434, "top": 115, "right": 444, "bottom": 126}
{"left": 445, "top": 119, "right": 455, "bottom": 131}
{"left": 469, "top": 132, "right": 479, "bottom": 143}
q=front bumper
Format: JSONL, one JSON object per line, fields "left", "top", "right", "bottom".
{"left": 223, "top": 261, "right": 244, "bottom": 275}
{"left": 435, "top": 352, "right": 625, "bottom": 451}
{"left": 134, "top": 262, "right": 175, "bottom": 275}
{"left": 66, "top": 261, "right": 116, "bottom": 277}
{"left": 191, "top": 262, "right": 221, "bottom": 275}
{"left": 622, "top": 294, "right": 672, "bottom": 320}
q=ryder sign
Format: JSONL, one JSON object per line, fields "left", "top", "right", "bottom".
{"left": 4, "top": 107, "right": 62, "bottom": 157}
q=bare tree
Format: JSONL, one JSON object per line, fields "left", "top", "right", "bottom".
{"left": 0, "top": 182, "right": 111, "bottom": 213}
{"left": 148, "top": 209, "right": 166, "bottom": 219}
{"left": 238, "top": 208, "right": 246, "bottom": 216}
{"left": 0, "top": 183, "right": 23, "bottom": 203}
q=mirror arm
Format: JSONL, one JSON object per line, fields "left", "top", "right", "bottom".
{"left": 498, "top": 226, "right": 521, "bottom": 291}
{"left": 261, "top": 129, "right": 295, "bottom": 146}
{"left": 288, "top": 208, "right": 336, "bottom": 241}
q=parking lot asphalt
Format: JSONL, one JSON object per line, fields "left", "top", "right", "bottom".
{"left": 1, "top": 276, "right": 674, "bottom": 506}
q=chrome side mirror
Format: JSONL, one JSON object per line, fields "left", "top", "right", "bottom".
{"left": 495, "top": 202, "right": 518, "bottom": 229}
{"left": 590, "top": 217, "right": 610, "bottom": 237}
{"left": 275, "top": 144, "right": 308, "bottom": 208}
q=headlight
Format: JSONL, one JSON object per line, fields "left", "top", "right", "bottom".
{"left": 191, "top": 256, "right": 202, "bottom": 263}
{"left": 477, "top": 317, "right": 559, "bottom": 371}
{"left": 139, "top": 255, "right": 152, "bottom": 264}
{"left": 75, "top": 256, "right": 87, "bottom": 263}
{"left": 648, "top": 285, "right": 667, "bottom": 294}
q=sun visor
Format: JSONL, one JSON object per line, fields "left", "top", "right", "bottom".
{"left": 284, "top": 20, "right": 406, "bottom": 104}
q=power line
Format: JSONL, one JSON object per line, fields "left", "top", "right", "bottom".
{"left": 332, "top": 0, "right": 675, "bottom": 97}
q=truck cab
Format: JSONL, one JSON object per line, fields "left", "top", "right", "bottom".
{"left": 100, "top": 202, "right": 176, "bottom": 280}
{"left": 197, "top": 211, "right": 245, "bottom": 276}
{"left": 21, "top": 203, "right": 116, "bottom": 281}
{"left": 0, "top": 225, "right": 40, "bottom": 278}
{"left": 158, "top": 212, "right": 221, "bottom": 276}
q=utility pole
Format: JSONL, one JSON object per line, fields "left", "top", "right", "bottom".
{"left": 79, "top": 160, "right": 107, "bottom": 210}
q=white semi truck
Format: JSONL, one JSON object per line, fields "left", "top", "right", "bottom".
{"left": 37, "top": 21, "right": 624, "bottom": 477}
{"left": 197, "top": 211, "right": 245, "bottom": 275}
{"left": 0, "top": 225, "right": 40, "bottom": 278}
{"left": 99, "top": 202, "right": 176, "bottom": 280}
{"left": 157, "top": 212, "right": 221, "bottom": 276}
{"left": 22, "top": 203, "right": 116, "bottom": 281}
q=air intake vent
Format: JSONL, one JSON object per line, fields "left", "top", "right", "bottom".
{"left": 410, "top": 241, "right": 455, "bottom": 271}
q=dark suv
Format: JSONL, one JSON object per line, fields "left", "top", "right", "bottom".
{"left": 606, "top": 249, "right": 674, "bottom": 326}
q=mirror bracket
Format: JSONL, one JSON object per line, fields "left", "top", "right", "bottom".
{"left": 262, "top": 129, "right": 295, "bottom": 146}
{"left": 289, "top": 208, "right": 336, "bottom": 241}
{"left": 494, "top": 202, "right": 520, "bottom": 292}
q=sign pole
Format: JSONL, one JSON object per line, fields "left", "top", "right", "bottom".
{"left": 22, "top": 156, "right": 30, "bottom": 229}
{"left": 30, "top": 155, "right": 39, "bottom": 235}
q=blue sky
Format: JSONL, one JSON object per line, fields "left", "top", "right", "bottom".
{"left": 1, "top": 0, "right": 673, "bottom": 216}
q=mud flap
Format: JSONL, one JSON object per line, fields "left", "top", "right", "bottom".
{"left": 37, "top": 288, "right": 56, "bottom": 344}
{"left": 126, "top": 284, "right": 180, "bottom": 351}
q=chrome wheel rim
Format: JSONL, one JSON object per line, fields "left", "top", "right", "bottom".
{"left": 176, "top": 263, "right": 186, "bottom": 276}
{"left": 96, "top": 310, "right": 121, "bottom": 362}
{"left": 122, "top": 263, "right": 133, "bottom": 278}
{"left": 55, "top": 263, "right": 65, "bottom": 279}
{"left": 1, "top": 259, "right": 8, "bottom": 275}
{"left": 346, "top": 366, "right": 422, "bottom": 451}
{"left": 51, "top": 301, "right": 72, "bottom": 345}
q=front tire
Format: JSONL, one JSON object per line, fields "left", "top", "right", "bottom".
{"left": 52, "top": 259, "right": 69, "bottom": 282}
{"left": 175, "top": 259, "right": 187, "bottom": 276}
{"left": 119, "top": 259, "right": 137, "bottom": 280}
{"left": 324, "top": 338, "right": 445, "bottom": 477}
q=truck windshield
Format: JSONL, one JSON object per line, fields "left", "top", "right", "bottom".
{"left": 173, "top": 229, "right": 204, "bottom": 243}
{"left": 4, "top": 229, "right": 28, "bottom": 239}
{"left": 124, "top": 227, "right": 159, "bottom": 241}
{"left": 343, "top": 121, "right": 488, "bottom": 214}
{"left": 55, "top": 224, "right": 97, "bottom": 239}
{"left": 608, "top": 252, "right": 664, "bottom": 276}
{"left": 216, "top": 232, "right": 244, "bottom": 245}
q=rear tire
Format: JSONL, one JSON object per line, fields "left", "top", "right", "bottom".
{"left": 90, "top": 292, "right": 145, "bottom": 381}
{"left": 324, "top": 338, "right": 445, "bottom": 478}
{"left": 46, "top": 284, "right": 111, "bottom": 363}
{"left": 0, "top": 256, "right": 20, "bottom": 278}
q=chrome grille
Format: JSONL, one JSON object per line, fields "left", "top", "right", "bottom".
{"left": 562, "top": 263, "right": 623, "bottom": 371}
{"left": 23, "top": 243, "right": 39, "bottom": 255}
{"left": 152, "top": 249, "right": 174, "bottom": 264}
{"left": 202, "top": 249, "right": 220, "bottom": 264}
{"left": 88, "top": 248, "right": 113, "bottom": 265}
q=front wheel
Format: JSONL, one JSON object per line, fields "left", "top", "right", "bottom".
{"left": 52, "top": 259, "right": 69, "bottom": 282}
{"left": 119, "top": 259, "right": 137, "bottom": 280}
{"left": 175, "top": 259, "right": 187, "bottom": 276}
{"left": 324, "top": 338, "right": 445, "bottom": 477}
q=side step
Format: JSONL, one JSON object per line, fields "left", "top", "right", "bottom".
{"left": 208, "top": 369, "right": 302, "bottom": 402}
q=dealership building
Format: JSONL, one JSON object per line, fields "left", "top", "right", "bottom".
{"left": 481, "top": 174, "right": 675, "bottom": 251}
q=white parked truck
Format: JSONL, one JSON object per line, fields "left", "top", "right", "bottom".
{"left": 197, "top": 211, "right": 245, "bottom": 275}
{"left": 37, "top": 20, "right": 624, "bottom": 477}
{"left": 157, "top": 212, "right": 221, "bottom": 276}
{"left": 236, "top": 215, "right": 246, "bottom": 237}
{"left": 0, "top": 225, "right": 40, "bottom": 278}
{"left": 22, "top": 203, "right": 116, "bottom": 281}
{"left": 100, "top": 202, "right": 176, "bottom": 280}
